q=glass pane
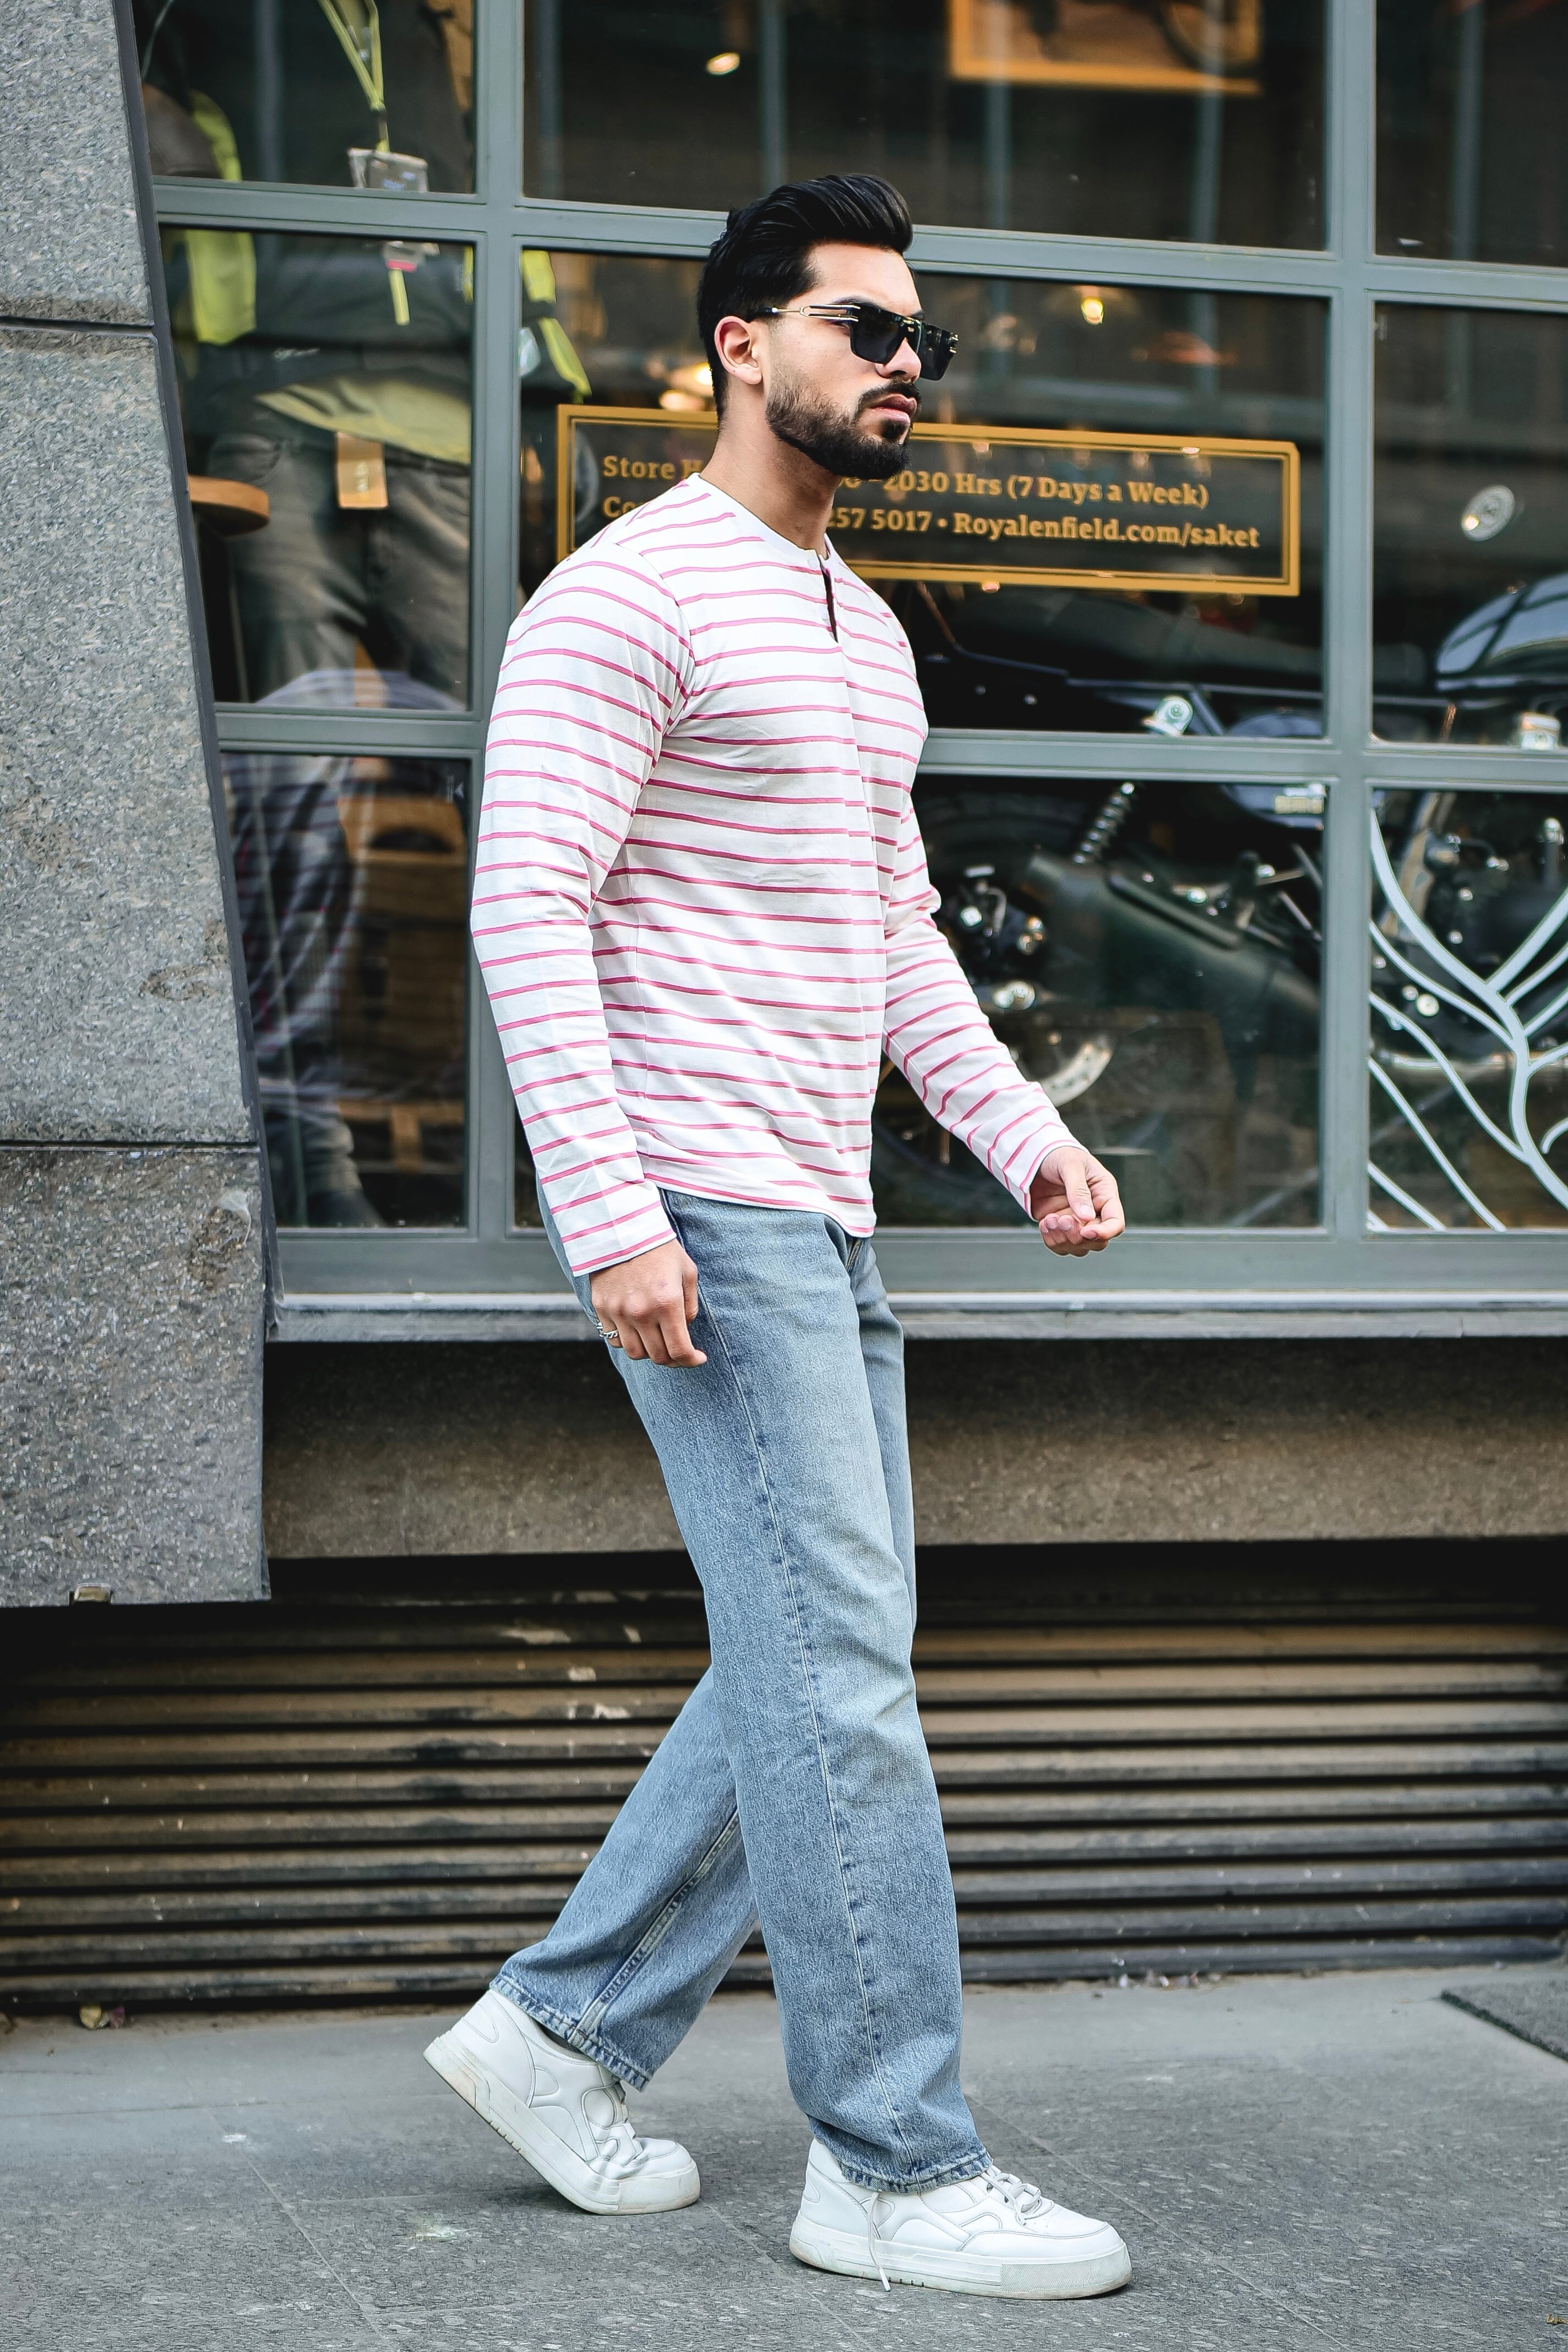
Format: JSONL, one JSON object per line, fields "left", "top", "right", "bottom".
{"left": 164, "top": 231, "right": 473, "bottom": 708}
{"left": 1371, "top": 788, "right": 1568, "bottom": 1233}
{"left": 519, "top": 251, "right": 704, "bottom": 606}
{"left": 227, "top": 750, "right": 469, "bottom": 1227}
{"left": 1375, "top": 307, "right": 1568, "bottom": 750}
{"left": 1377, "top": 0, "right": 1568, "bottom": 266}
{"left": 873, "top": 777, "right": 1322, "bottom": 1226}
{"left": 525, "top": 1, "right": 1324, "bottom": 248}
{"left": 135, "top": 0, "right": 473, "bottom": 190}
{"left": 515, "top": 1125, "right": 543, "bottom": 1229}
{"left": 520, "top": 255, "right": 1325, "bottom": 738}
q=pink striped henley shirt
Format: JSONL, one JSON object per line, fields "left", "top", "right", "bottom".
{"left": 472, "top": 475, "right": 1075, "bottom": 1276}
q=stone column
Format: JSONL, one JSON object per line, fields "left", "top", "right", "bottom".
{"left": 0, "top": 0, "right": 266, "bottom": 1604}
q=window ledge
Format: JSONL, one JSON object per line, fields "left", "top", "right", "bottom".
{"left": 268, "top": 1288, "right": 1568, "bottom": 1343}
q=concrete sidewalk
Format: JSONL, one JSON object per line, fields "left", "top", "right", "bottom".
{"left": 2, "top": 1968, "right": 1564, "bottom": 2351}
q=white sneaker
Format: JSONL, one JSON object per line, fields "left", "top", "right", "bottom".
{"left": 789, "top": 2137, "right": 1130, "bottom": 2299}
{"left": 423, "top": 1988, "right": 699, "bottom": 2215}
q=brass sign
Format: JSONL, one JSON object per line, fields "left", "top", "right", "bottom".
{"left": 557, "top": 408, "right": 1300, "bottom": 598}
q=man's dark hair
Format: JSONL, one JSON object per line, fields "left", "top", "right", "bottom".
{"left": 696, "top": 174, "right": 913, "bottom": 412}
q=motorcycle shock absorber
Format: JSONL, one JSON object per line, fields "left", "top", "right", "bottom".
{"left": 1072, "top": 781, "right": 1138, "bottom": 865}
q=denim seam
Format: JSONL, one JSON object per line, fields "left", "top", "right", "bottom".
{"left": 695, "top": 1268, "right": 917, "bottom": 2175}
{"left": 488, "top": 1975, "right": 654, "bottom": 2092}
{"left": 831, "top": 2149, "right": 990, "bottom": 2193}
{"left": 575, "top": 1808, "right": 744, "bottom": 2043}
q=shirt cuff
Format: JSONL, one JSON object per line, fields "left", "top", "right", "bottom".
{"left": 552, "top": 1183, "right": 676, "bottom": 1277}
{"left": 1008, "top": 1118, "right": 1081, "bottom": 1216}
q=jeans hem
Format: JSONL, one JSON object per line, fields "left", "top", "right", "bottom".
{"left": 488, "top": 1971, "right": 652, "bottom": 2093}
{"left": 826, "top": 2141, "right": 991, "bottom": 2194}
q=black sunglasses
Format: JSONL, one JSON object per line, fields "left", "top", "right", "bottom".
{"left": 754, "top": 302, "right": 959, "bottom": 380}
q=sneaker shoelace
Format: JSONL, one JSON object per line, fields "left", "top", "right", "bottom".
{"left": 867, "top": 2196, "right": 895, "bottom": 2292}
{"left": 979, "top": 2163, "right": 1051, "bottom": 2221}
{"left": 589, "top": 2078, "right": 648, "bottom": 2180}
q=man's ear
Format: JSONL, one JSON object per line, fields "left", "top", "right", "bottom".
{"left": 712, "top": 313, "right": 764, "bottom": 392}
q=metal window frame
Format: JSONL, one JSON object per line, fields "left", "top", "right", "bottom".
{"left": 148, "top": 0, "right": 1568, "bottom": 1339}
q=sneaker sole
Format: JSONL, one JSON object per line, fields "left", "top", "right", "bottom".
{"left": 423, "top": 2028, "right": 700, "bottom": 2216}
{"left": 789, "top": 2219, "right": 1131, "bottom": 2300}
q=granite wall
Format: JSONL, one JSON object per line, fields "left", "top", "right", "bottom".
{"left": 0, "top": 0, "right": 149, "bottom": 324}
{"left": 0, "top": 0, "right": 266, "bottom": 1605}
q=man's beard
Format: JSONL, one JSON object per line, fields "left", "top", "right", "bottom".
{"left": 764, "top": 378, "right": 916, "bottom": 481}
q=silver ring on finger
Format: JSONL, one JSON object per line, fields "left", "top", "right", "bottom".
{"left": 596, "top": 1320, "right": 622, "bottom": 1347}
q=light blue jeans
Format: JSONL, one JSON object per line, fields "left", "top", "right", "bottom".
{"left": 494, "top": 1189, "right": 988, "bottom": 2193}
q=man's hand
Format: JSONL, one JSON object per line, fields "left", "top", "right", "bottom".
{"left": 1029, "top": 1145, "right": 1125, "bottom": 1257}
{"left": 589, "top": 1239, "right": 707, "bottom": 1366}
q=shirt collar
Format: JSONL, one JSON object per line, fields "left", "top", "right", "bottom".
{"left": 686, "top": 474, "right": 844, "bottom": 573}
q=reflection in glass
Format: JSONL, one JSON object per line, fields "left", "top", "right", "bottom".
{"left": 519, "top": 253, "right": 703, "bottom": 603}
{"left": 1375, "top": 309, "right": 1568, "bottom": 748}
{"left": 515, "top": 1125, "right": 544, "bottom": 1229}
{"left": 874, "top": 780, "right": 1322, "bottom": 1227}
{"left": 525, "top": 1, "right": 1322, "bottom": 249}
{"left": 164, "top": 231, "right": 472, "bottom": 707}
{"left": 1377, "top": 0, "right": 1568, "bottom": 267}
{"left": 1370, "top": 791, "right": 1568, "bottom": 1233}
{"left": 881, "top": 281, "right": 1323, "bottom": 737}
{"left": 519, "top": 257, "right": 1325, "bottom": 737}
{"left": 227, "top": 739, "right": 469, "bottom": 1227}
{"left": 135, "top": 0, "right": 473, "bottom": 190}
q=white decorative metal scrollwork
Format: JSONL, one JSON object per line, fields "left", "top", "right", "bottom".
{"left": 1368, "top": 809, "right": 1568, "bottom": 1231}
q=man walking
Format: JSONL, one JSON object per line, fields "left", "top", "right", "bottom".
{"left": 426, "top": 174, "right": 1130, "bottom": 2301}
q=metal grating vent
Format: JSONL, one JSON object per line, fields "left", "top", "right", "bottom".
{"left": 2, "top": 1550, "right": 1564, "bottom": 2008}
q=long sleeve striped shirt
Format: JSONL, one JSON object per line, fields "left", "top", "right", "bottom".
{"left": 472, "top": 475, "right": 1075, "bottom": 1276}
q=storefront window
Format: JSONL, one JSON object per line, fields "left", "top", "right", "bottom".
{"left": 525, "top": 1, "right": 1323, "bottom": 250}
{"left": 1377, "top": 0, "right": 1568, "bottom": 268}
{"left": 1375, "top": 307, "right": 1568, "bottom": 750}
{"left": 135, "top": 0, "right": 473, "bottom": 191}
{"left": 164, "top": 231, "right": 473, "bottom": 707}
{"left": 522, "top": 257, "right": 1324, "bottom": 739}
{"left": 227, "top": 747, "right": 469, "bottom": 1227}
{"left": 878, "top": 777, "right": 1321, "bottom": 1227}
{"left": 139, "top": 4, "right": 1568, "bottom": 1302}
{"left": 1371, "top": 788, "right": 1568, "bottom": 1232}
